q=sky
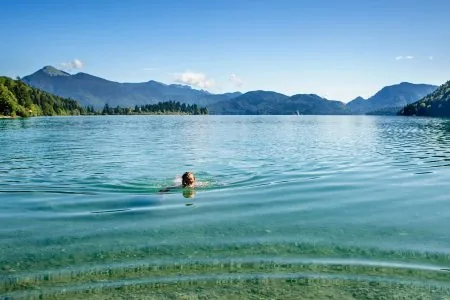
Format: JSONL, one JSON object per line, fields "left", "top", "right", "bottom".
{"left": 0, "top": 0, "right": 449, "bottom": 102}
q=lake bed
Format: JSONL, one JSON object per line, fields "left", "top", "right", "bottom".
{"left": 1, "top": 115, "right": 450, "bottom": 299}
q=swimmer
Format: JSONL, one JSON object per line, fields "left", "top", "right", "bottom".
{"left": 159, "top": 171, "right": 203, "bottom": 193}
{"left": 182, "top": 171, "right": 209, "bottom": 188}
{"left": 182, "top": 171, "right": 196, "bottom": 188}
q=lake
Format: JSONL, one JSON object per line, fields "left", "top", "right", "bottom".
{"left": 1, "top": 115, "right": 450, "bottom": 299}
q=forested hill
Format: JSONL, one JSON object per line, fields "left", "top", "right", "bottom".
{"left": 0, "top": 76, "right": 84, "bottom": 117}
{"left": 399, "top": 81, "right": 450, "bottom": 117}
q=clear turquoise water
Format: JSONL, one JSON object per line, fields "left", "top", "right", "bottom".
{"left": 1, "top": 115, "right": 450, "bottom": 299}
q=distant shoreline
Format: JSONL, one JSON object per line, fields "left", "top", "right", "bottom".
{"left": 0, "top": 113, "right": 205, "bottom": 119}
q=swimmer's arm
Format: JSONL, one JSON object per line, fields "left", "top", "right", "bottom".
{"left": 158, "top": 185, "right": 181, "bottom": 193}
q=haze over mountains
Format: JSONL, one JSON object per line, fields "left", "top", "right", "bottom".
{"left": 22, "top": 66, "right": 439, "bottom": 115}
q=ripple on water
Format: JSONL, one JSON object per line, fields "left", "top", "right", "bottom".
{"left": 1, "top": 116, "right": 450, "bottom": 298}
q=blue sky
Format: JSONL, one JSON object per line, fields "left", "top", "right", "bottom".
{"left": 0, "top": 0, "right": 449, "bottom": 101}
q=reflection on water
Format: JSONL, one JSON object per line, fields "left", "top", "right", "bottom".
{"left": 182, "top": 188, "right": 196, "bottom": 199}
{"left": 1, "top": 115, "right": 450, "bottom": 298}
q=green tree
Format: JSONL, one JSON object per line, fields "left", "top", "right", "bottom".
{"left": 102, "top": 103, "right": 110, "bottom": 115}
{"left": 0, "top": 76, "right": 86, "bottom": 117}
{"left": 0, "top": 85, "right": 18, "bottom": 116}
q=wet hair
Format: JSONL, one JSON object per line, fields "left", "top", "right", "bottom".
{"left": 182, "top": 172, "right": 195, "bottom": 187}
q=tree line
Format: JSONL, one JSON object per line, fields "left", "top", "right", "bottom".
{"left": 98, "top": 101, "right": 208, "bottom": 115}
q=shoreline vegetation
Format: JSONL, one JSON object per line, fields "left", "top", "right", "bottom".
{"left": 95, "top": 102, "right": 208, "bottom": 116}
{"left": 0, "top": 76, "right": 208, "bottom": 118}
{"left": 0, "top": 76, "right": 83, "bottom": 118}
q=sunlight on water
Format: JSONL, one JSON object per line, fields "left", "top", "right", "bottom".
{"left": 1, "top": 115, "right": 450, "bottom": 299}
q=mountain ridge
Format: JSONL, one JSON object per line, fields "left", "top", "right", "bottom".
{"left": 347, "top": 82, "right": 438, "bottom": 114}
{"left": 209, "top": 91, "right": 351, "bottom": 115}
{"left": 23, "top": 66, "right": 239, "bottom": 108}
{"left": 22, "top": 66, "right": 440, "bottom": 115}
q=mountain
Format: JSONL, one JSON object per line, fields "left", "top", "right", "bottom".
{"left": 346, "top": 82, "right": 438, "bottom": 114}
{"left": 208, "top": 91, "right": 289, "bottom": 114}
{"left": 209, "top": 91, "right": 350, "bottom": 115}
{"left": 22, "top": 66, "right": 241, "bottom": 108}
{"left": 38, "top": 66, "right": 71, "bottom": 77}
{"left": 23, "top": 66, "right": 349, "bottom": 115}
{"left": 346, "top": 96, "right": 370, "bottom": 113}
{"left": 22, "top": 66, "right": 439, "bottom": 116}
{"left": 0, "top": 76, "right": 84, "bottom": 117}
{"left": 399, "top": 81, "right": 450, "bottom": 117}
{"left": 288, "top": 94, "right": 350, "bottom": 115}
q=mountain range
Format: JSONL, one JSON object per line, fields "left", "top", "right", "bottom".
{"left": 22, "top": 66, "right": 240, "bottom": 108}
{"left": 346, "top": 82, "right": 438, "bottom": 114}
{"left": 209, "top": 91, "right": 350, "bottom": 115}
{"left": 22, "top": 66, "right": 439, "bottom": 115}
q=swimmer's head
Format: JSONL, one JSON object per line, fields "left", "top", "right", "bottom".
{"left": 182, "top": 172, "right": 196, "bottom": 188}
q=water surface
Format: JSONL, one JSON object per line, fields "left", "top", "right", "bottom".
{"left": 1, "top": 115, "right": 450, "bottom": 299}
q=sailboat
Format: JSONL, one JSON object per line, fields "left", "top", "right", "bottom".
{"left": 296, "top": 110, "right": 300, "bottom": 116}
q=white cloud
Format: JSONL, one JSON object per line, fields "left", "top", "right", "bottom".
{"left": 173, "top": 71, "right": 215, "bottom": 89}
{"left": 229, "top": 73, "right": 244, "bottom": 88}
{"left": 60, "top": 59, "right": 84, "bottom": 71}
{"left": 395, "top": 55, "right": 414, "bottom": 60}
